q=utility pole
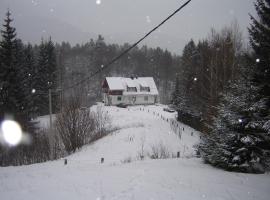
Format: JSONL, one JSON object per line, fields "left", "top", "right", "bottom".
{"left": 49, "top": 89, "right": 53, "bottom": 160}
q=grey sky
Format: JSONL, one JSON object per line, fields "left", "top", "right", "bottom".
{"left": 0, "top": 0, "right": 256, "bottom": 55}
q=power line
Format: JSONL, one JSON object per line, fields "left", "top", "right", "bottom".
{"left": 61, "top": 0, "right": 192, "bottom": 93}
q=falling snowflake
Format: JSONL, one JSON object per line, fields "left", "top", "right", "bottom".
{"left": 31, "top": 0, "right": 38, "bottom": 6}
{"left": 96, "top": 0, "right": 101, "bottom": 5}
{"left": 256, "top": 58, "right": 260, "bottom": 63}
{"left": 50, "top": 8, "right": 54, "bottom": 12}
{"left": 146, "top": 16, "right": 151, "bottom": 23}
{"left": 194, "top": 77, "right": 197, "bottom": 81}
{"left": 229, "top": 9, "right": 235, "bottom": 15}
{"left": 238, "top": 119, "right": 243, "bottom": 123}
{"left": 31, "top": 89, "right": 36, "bottom": 94}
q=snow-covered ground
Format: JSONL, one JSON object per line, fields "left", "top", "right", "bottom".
{"left": 1, "top": 104, "right": 269, "bottom": 200}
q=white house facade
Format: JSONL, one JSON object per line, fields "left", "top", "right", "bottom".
{"left": 102, "top": 77, "right": 159, "bottom": 106}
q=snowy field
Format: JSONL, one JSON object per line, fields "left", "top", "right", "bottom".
{"left": 1, "top": 104, "right": 270, "bottom": 200}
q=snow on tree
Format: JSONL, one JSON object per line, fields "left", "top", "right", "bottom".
{"left": 248, "top": 0, "right": 270, "bottom": 137}
{"left": 199, "top": 68, "right": 270, "bottom": 173}
{"left": 199, "top": 0, "right": 270, "bottom": 173}
{"left": 0, "top": 10, "right": 34, "bottom": 131}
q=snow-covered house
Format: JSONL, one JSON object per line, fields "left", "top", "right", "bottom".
{"left": 102, "top": 77, "right": 159, "bottom": 106}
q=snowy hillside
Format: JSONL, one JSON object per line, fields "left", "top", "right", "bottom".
{"left": 1, "top": 104, "right": 269, "bottom": 200}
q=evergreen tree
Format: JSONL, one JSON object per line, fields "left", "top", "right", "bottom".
{"left": 199, "top": 0, "right": 270, "bottom": 173}
{"left": 248, "top": 0, "right": 270, "bottom": 136}
{"left": 0, "top": 10, "right": 34, "bottom": 132}
{"left": 0, "top": 10, "right": 17, "bottom": 118}
{"left": 36, "top": 38, "right": 58, "bottom": 115}
{"left": 23, "top": 43, "right": 38, "bottom": 118}
{"left": 199, "top": 61, "right": 270, "bottom": 173}
{"left": 171, "top": 75, "right": 181, "bottom": 107}
{"left": 177, "top": 40, "right": 200, "bottom": 116}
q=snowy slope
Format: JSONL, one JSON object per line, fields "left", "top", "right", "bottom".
{"left": 70, "top": 104, "right": 200, "bottom": 164}
{"left": 1, "top": 104, "right": 270, "bottom": 200}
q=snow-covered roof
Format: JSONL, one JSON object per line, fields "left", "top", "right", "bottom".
{"left": 106, "top": 77, "right": 125, "bottom": 90}
{"left": 105, "top": 77, "right": 159, "bottom": 95}
{"left": 139, "top": 80, "right": 148, "bottom": 87}
{"left": 125, "top": 79, "right": 136, "bottom": 88}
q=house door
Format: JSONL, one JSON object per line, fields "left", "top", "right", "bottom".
{"left": 132, "top": 96, "right": 136, "bottom": 104}
{"left": 108, "top": 96, "right": 112, "bottom": 105}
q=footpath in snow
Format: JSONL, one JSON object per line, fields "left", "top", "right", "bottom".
{"left": 0, "top": 104, "right": 269, "bottom": 200}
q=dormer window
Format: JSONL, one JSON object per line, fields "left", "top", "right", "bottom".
{"left": 140, "top": 86, "right": 150, "bottom": 92}
{"left": 127, "top": 87, "right": 137, "bottom": 92}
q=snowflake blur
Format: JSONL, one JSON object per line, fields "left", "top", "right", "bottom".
{"left": 146, "top": 16, "right": 151, "bottom": 23}
{"left": 0, "top": 120, "right": 23, "bottom": 146}
{"left": 96, "top": 0, "right": 101, "bottom": 5}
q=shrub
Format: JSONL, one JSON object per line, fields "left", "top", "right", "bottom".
{"left": 148, "top": 142, "right": 171, "bottom": 159}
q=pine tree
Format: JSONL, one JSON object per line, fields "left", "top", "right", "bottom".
{"left": 23, "top": 43, "right": 38, "bottom": 118}
{"left": 199, "top": 62, "right": 270, "bottom": 173}
{"left": 0, "top": 10, "right": 17, "bottom": 118}
{"left": 248, "top": 0, "right": 270, "bottom": 137}
{"left": 0, "top": 11, "right": 34, "bottom": 131}
{"left": 177, "top": 40, "right": 201, "bottom": 116}
{"left": 35, "top": 38, "right": 58, "bottom": 115}
{"left": 171, "top": 76, "right": 181, "bottom": 107}
{"left": 199, "top": 0, "right": 270, "bottom": 172}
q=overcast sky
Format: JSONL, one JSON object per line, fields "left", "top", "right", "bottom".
{"left": 0, "top": 0, "right": 256, "bottom": 55}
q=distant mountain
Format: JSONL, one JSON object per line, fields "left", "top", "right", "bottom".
{"left": 13, "top": 15, "right": 97, "bottom": 45}
{"left": 12, "top": 15, "right": 186, "bottom": 54}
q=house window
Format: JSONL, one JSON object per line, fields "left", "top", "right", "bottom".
{"left": 140, "top": 86, "right": 150, "bottom": 92}
{"left": 127, "top": 87, "right": 137, "bottom": 92}
{"left": 117, "top": 96, "right": 122, "bottom": 101}
{"left": 144, "top": 96, "right": 148, "bottom": 101}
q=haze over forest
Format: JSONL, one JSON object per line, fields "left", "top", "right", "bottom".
{"left": 0, "top": 0, "right": 255, "bottom": 54}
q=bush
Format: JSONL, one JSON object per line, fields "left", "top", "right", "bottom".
{"left": 92, "top": 105, "right": 112, "bottom": 141}
{"left": 0, "top": 129, "right": 50, "bottom": 166}
{"left": 148, "top": 142, "right": 171, "bottom": 159}
{"left": 121, "top": 156, "right": 132, "bottom": 164}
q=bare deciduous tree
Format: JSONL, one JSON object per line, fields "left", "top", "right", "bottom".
{"left": 55, "top": 95, "right": 95, "bottom": 153}
{"left": 92, "top": 105, "right": 111, "bottom": 140}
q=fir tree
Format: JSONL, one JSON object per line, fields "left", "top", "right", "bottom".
{"left": 178, "top": 40, "right": 201, "bottom": 116}
{"left": 0, "top": 10, "right": 17, "bottom": 117}
{"left": 36, "top": 38, "right": 58, "bottom": 115}
{"left": 248, "top": 0, "right": 270, "bottom": 137}
{"left": 0, "top": 11, "right": 34, "bottom": 131}
{"left": 171, "top": 75, "right": 181, "bottom": 107}
{"left": 199, "top": 62, "right": 269, "bottom": 173}
{"left": 199, "top": 0, "right": 270, "bottom": 172}
{"left": 23, "top": 43, "right": 38, "bottom": 118}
